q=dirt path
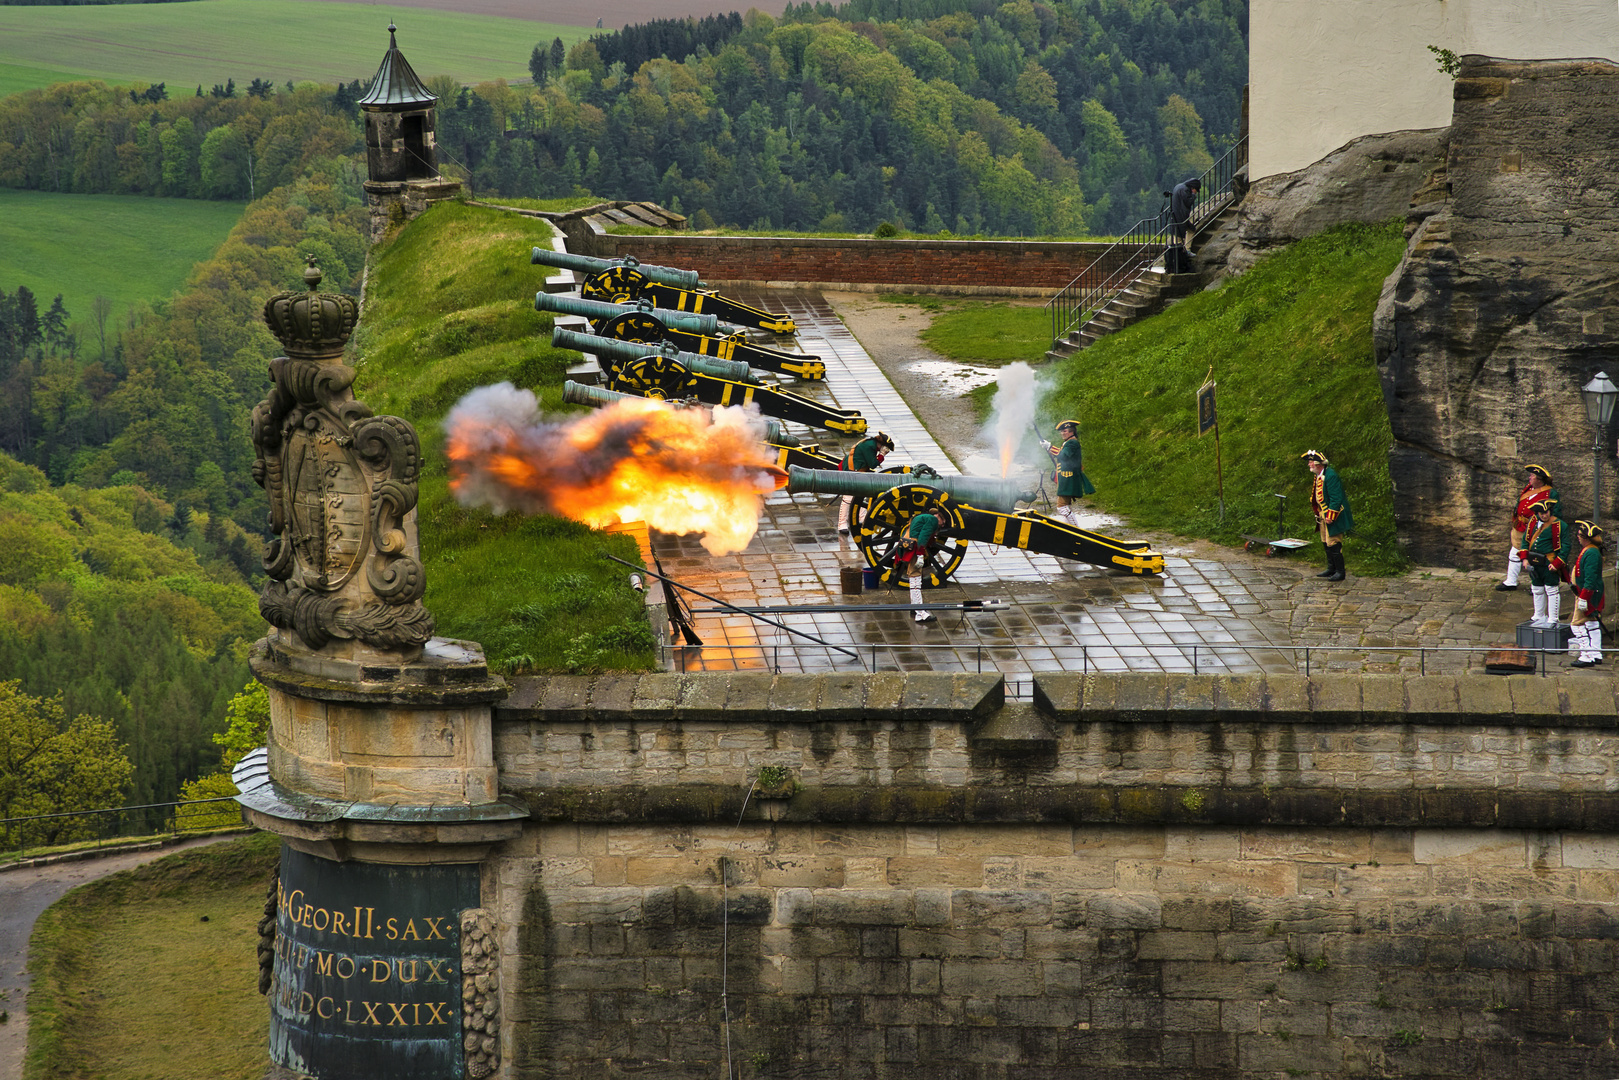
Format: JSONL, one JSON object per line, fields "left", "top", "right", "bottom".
{"left": 0, "top": 836, "right": 241, "bottom": 1079}
{"left": 821, "top": 291, "right": 1000, "bottom": 472}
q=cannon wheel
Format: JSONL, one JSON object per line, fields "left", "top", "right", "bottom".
{"left": 581, "top": 266, "right": 646, "bottom": 304}
{"left": 599, "top": 310, "right": 669, "bottom": 345}
{"left": 608, "top": 353, "right": 692, "bottom": 400}
{"left": 859, "top": 484, "right": 968, "bottom": 589}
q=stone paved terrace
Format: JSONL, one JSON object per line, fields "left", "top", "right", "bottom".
{"left": 639, "top": 291, "right": 1556, "bottom": 684}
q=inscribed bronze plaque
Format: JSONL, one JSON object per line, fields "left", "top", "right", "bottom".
{"left": 269, "top": 847, "right": 479, "bottom": 1079}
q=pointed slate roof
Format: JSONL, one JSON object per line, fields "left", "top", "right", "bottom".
{"left": 357, "top": 23, "right": 436, "bottom": 109}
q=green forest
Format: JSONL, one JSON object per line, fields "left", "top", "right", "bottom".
{"left": 0, "top": 0, "right": 1248, "bottom": 831}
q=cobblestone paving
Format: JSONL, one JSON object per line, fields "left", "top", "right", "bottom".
{"left": 644, "top": 292, "right": 1569, "bottom": 681}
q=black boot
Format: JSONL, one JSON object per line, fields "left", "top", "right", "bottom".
{"left": 1315, "top": 546, "right": 1335, "bottom": 577}
{"left": 1325, "top": 546, "right": 1346, "bottom": 582}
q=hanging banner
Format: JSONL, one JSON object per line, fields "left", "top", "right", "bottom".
{"left": 269, "top": 847, "right": 480, "bottom": 1079}
{"left": 1197, "top": 380, "right": 1218, "bottom": 436}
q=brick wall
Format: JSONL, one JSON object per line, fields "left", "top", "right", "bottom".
{"left": 587, "top": 233, "right": 1133, "bottom": 296}
{"left": 487, "top": 672, "right": 1619, "bottom": 1079}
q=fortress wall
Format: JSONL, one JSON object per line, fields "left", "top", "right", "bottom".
{"left": 587, "top": 233, "right": 1133, "bottom": 296}
{"left": 486, "top": 673, "right": 1619, "bottom": 1078}
{"left": 1249, "top": 0, "right": 1616, "bottom": 180}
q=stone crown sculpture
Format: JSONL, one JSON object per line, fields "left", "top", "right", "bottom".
{"left": 251, "top": 256, "right": 434, "bottom": 655}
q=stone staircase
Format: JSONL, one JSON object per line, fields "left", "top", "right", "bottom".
{"left": 1044, "top": 203, "right": 1240, "bottom": 362}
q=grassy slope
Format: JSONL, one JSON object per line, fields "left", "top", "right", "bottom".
{"left": 0, "top": 0, "right": 588, "bottom": 94}
{"left": 0, "top": 189, "right": 245, "bottom": 327}
{"left": 1036, "top": 220, "right": 1409, "bottom": 574}
{"left": 24, "top": 834, "right": 279, "bottom": 1080}
{"left": 356, "top": 200, "right": 655, "bottom": 673}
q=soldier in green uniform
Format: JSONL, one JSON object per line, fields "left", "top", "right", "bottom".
{"left": 1302, "top": 450, "right": 1353, "bottom": 581}
{"left": 1569, "top": 521, "right": 1606, "bottom": 667}
{"left": 838, "top": 431, "right": 894, "bottom": 536}
{"left": 899, "top": 510, "right": 939, "bottom": 623}
{"left": 1046, "top": 420, "right": 1096, "bottom": 527}
{"left": 1519, "top": 499, "right": 1572, "bottom": 628}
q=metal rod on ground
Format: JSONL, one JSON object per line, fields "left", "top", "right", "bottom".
{"left": 602, "top": 553, "right": 866, "bottom": 668}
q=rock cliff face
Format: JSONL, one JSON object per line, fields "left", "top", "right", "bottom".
{"left": 1228, "top": 128, "right": 1450, "bottom": 276}
{"left": 1375, "top": 56, "right": 1619, "bottom": 566}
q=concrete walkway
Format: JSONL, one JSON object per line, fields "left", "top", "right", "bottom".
{"left": 649, "top": 292, "right": 1551, "bottom": 683}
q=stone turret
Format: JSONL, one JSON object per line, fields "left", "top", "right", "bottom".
{"left": 357, "top": 23, "right": 460, "bottom": 239}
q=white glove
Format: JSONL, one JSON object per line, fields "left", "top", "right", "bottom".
{"left": 1577, "top": 597, "right": 1588, "bottom": 612}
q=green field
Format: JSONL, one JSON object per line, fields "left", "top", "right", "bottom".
{"left": 0, "top": 0, "right": 587, "bottom": 98}
{"left": 25, "top": 835, "right": 278, "bottom": 1080}
{"left": 0, "top": 189, "right": 246, "bottom": 333}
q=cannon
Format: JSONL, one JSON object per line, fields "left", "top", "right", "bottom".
{"left": 530, "top": 247, "right": 701, "bottom": 289}
{"left": 561, "top": 379, "right": 802, "bottom": 447}
{"left": 555, "top": 328, "right": 757, "bottom": 385}
{"left": 532, "top": 248, "right": 797, "bottom": 335}
{"left": 596, "top": 351, "right": 864, "bottom": 435}
{"left": 535, "top": 292, "right": 721, "bottom": 335}
{"left": 539, "top": 294, "right": 824, "bottom": 380}
{"left": 784, "top": 464, "right": 1164, "bottom": 586}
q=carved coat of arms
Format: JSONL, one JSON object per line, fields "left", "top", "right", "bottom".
{"left": 251, "top": 259, "right": 434, "bottom": 653}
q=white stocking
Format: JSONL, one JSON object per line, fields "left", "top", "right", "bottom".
{"left": 1590, "top": 624, "right": 1604, "bottom": 663}
{"left": 1531, "top": 585, "right": 1548, "bottom": 626}
{"left": 838, "top": 495, "right": 853, "bottom": 533}
{"left": 1569, "top": 622, "right": 1587, "bottom": 657}
{"left": 1546, "top": 587, "right": 1561, "bottom": 627}
{"left": 1504, "top": 548, "right": 1522, "bottom": 586}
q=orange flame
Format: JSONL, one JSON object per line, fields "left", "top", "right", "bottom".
{"left": 445, "top": 384, "right": 784, "bottom": 555}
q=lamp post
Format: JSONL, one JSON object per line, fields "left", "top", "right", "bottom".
{"left": 1581, "top": 371, "right": 1619, "bottom": 529}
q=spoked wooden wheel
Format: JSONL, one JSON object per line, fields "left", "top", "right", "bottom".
{"left": 609, "top": 353, "right": 692, "bottom": 399}
{"left": 581, "top": 265, "right": 646, "bottom": 304}
{"left": 858, "top": 484, "right": 968, "bottom": 588}
{"left": 848, "top": 464, "right": 915, "bottom": 535}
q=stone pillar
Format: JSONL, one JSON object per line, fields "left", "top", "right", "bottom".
{"left": 236, "top": 258, "right": 517, "bottom": 1080}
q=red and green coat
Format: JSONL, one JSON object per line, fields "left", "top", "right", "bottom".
{"left": 1512, "top": 483, "right": 1560, "bottom": 532}
{"left": 1310, "top": 466, "right": 1355, "bottom": 538}
{"left": 1054, "top": 437, "right": 1097, "bottom": 498}
{"left": 843, "top": 436, "right": 884, "bottom": 471}
{"left": 1573, "top": 545, "right": 1605, "bottom": 614}
{"left": 1520, "top": 515, "right": 1574, "bottom": 582}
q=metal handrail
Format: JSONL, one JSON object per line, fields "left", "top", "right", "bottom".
{"left": 1, "top": 796, "right": 243, "bottom": 862}
{"left": 669, "top": 640, "right": 1588, "bottom": 680}
{"left": 1047, "top": 136, "right": 1249, "bottom": 348}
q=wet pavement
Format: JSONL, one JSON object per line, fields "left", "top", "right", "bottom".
{"left": 643, "top": 292, "right": 1548, "bottom": 683}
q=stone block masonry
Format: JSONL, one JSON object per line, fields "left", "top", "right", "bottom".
{"left": 486, "top": 673, "right": 1619, "bottom": 1078}
{"left": 592, "top": 234, "right": 1134, "bottom": 297}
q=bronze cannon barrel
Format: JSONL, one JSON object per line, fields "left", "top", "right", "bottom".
{"left": 553, "top": 327, "right": 757, "bottom": 385}
{"left": 560, "top": 380, "right": 801, "bottom": 447}
{"left": 784, "top": 465, "right": 1032, "bottom": 515}
{"left": 530, "top": 247, "right": 702, "bottom": 289}
{"left": 534, "top": 292, "right": 722, "bottom": 335}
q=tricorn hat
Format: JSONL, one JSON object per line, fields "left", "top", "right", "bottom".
{"left": 1055, "top": 419, "right": 1079, "bottom": 432}
{"left": 1300, "top": 449, "right": 1328, "bottom": 464}
{"left": 1578, "top": 520, "right": 1605, "bottom": 543}
{"left": 872, "top": 432, "right": 895, "bottom": 450}
{"left": 1525, "top": 464, "right": 1552, "bottom": 482}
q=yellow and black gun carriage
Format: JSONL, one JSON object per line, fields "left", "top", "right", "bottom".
{"left": 786, "top": 465, "right": 1164, "bottom": 587}
{"left": 581, "top": 347, "right": 866, "bottom": 436}
{"left": 560, "top": 379, "right": 843, "bottom": 471}
{"left": 531, "top": 247, "right": 798, "bottom": 335}
{"left": 535, "top": 293, "right": 825, "bottom": 380}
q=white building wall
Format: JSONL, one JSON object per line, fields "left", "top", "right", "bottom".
{"left": 1250, "top": 0, "right": 1618, "bottom": 180}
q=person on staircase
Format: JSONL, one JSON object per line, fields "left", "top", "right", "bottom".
{"left": 1519, "top": 499, "right": 1571, "bottom": 629}
{"left": 1497, "top": 464, "right": 1559, "bottom": 591}
{"left": 1169, "top": 176, "right": 1201, "bottom": 272}
{"left": 837, "top": 431, "right": 894, "bottom": 536}
{"left": 1047, "top": 420, "right": 1096, "bottom": 527}
{"left": 1569, "top": 521, "right": 1605, "bottom": 668}
{"left": 897, "top": 510, "right": 940, "bottom": 623}
{"left": 1303, "top": 450, "right": 1353, "bottom": 582}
